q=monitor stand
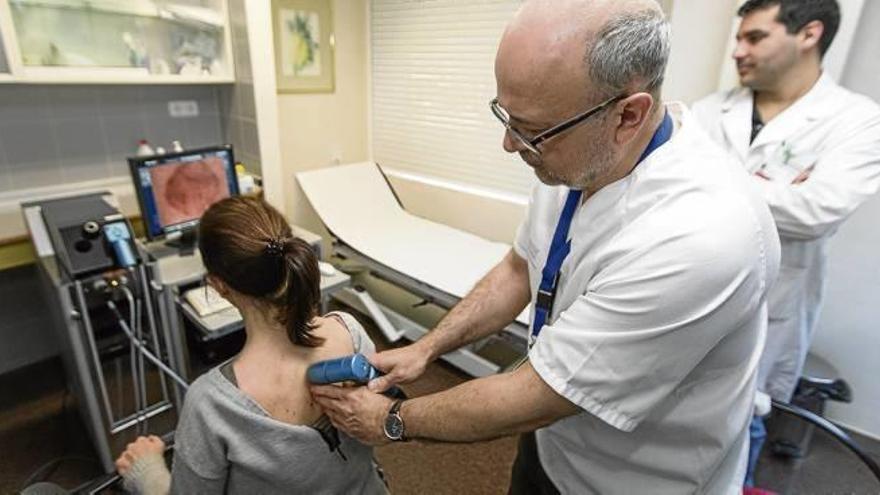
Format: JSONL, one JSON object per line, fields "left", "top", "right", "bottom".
{"left": 164, "top": 229, "right": 197, "bottom": 256}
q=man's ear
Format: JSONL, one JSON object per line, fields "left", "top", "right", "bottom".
{"left": 799, "top": 20, "right": 824, "bottom": 53}
{"left": 614, "top": 93, "right": 654, "bottom": 145}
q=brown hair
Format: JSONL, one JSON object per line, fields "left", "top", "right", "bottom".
{"left": 198, "top": 196, "right": 323, "bottom": 347}
{"left": 738, "top": 0, "right": 840, "bottom": 57}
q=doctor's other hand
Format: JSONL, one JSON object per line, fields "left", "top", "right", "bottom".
{"left": 791, "top": 165, "right": 815, "bottom": 185}
{"left": 311, "top": 385, "right": 392, "bottom": 446}
{"left": 366, "top": 342, "right": 432, "bottom": 393}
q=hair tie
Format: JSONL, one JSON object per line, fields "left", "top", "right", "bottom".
{"left": 265, "top": 238, "right": 285, "bottom": 257}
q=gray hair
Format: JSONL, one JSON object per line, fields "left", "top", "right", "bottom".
{"left": 586, "top": 9, "right": 671, "bottom": 97}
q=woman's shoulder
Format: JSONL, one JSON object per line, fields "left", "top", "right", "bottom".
{"left": 322, "top": 311, "right": 376, "bottom": 355}
{"left": 181, "top": 361, "right": 247, "bottom": 414}
{"left": 185, "top": 367, "right": 221, "bottom": 400}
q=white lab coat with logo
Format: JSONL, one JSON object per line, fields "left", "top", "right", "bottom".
{"left": 693, "top": 73, "right": 880, "bottom": 401}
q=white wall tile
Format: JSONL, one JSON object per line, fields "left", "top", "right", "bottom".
{"left": 49, "top": 87, "right": 100, "bottom": 119}
{"left": 0, "top": 86, "right": 51, "bottom": 122}
{"left": 0, "top": 85, "right": 223, "bottom": 188}
{"left": 0, "top": 120, "right": 59, "bottom": 165}
{"left": 53, "top": 117, "right": 108, "bottom": 166}
{"left": 186, "top": 115, "right": 224, "bottom": 148}
{"left": 98, "top": 86, "right": 145, "bottom": 117}
{"left": 102, "top": 115, "right": 148, "bottom": 160}
{"left": 8, "top": 160, "right": 63, "bottom": 189}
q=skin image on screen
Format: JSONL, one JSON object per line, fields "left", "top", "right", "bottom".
{"left": 149, "top": 157, "right": 231, "bottom": 228}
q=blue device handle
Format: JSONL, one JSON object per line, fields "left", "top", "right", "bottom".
{"left": 307, "top": 353, "right": 379, "bottom": 385}
{"left": 102, "top": 222, "right": 136, "bottom": 268}
{"left": 307, "top": 353, "right": 408, "bottom": 400}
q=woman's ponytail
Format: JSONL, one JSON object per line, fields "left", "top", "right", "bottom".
{"left": 199, "top": 196, "right": 325, "bottom": 348}
{"left": 280, "top": 237, "right": 323, "bottom": 347}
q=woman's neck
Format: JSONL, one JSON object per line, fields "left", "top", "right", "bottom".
{"left": 237, "top": 305, "right": 314, "bottom": 363}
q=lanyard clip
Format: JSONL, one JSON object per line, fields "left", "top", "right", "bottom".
{"left": 536, "top": 287, "right": 556, "bottom": 313}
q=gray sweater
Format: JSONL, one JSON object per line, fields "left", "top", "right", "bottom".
{"left": 169, "top": 312, "right": 387, "bottom": 494}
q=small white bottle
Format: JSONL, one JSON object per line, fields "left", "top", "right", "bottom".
{"left": 136, "top": 139, "right": 155, "bottom": 156}
{"left": 171, "top": 140, "right": 184, "bottom": 153}
{"left": 155, "top": 146, "right": 166, "bottom": 155}
{"left": 235, "top": 163, "right": 256, "bottom": 195}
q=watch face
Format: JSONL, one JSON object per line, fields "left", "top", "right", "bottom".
{"left": 384, "top": 414, "right": 404, "bottom": 440}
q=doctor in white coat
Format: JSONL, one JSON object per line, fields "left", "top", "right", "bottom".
{"left": 313, "top": 1, "right": 781, "bottom": 493}
{"left": 693, "top": 0, "right": 880, "bottom": 489}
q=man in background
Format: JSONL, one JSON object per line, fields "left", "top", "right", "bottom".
{"left": 313, "top": 1, "right": 780, "bottom": 493}
{"left": 693, "top": 0, "right": 880, "bottom": 491}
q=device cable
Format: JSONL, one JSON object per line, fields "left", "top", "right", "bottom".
{"left": 772, "top": 399, "right": 880, "bottom": 484}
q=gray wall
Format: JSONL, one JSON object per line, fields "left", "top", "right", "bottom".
{"left": 0, "top": 2, "right": 260, "bottom": 376}
{"left": 0, "top": 84, "right": 224, "bottom": 375}
{"left": 0, "top": 264, "right": 54, "bottom": 375}
{"left": 0, "top": 85, "right": 224, "bottom": 192}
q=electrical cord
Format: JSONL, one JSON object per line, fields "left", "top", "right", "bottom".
{"left": 135, "top": 295, "right": 148, "bottom": 435}
{"left": 19, "top": 456, "right": 101, "bottom": 493}
{"left": 106, "top": 300, "right": 189, "bottom": 391}
{"left": 18, "top": 383, "right": 102, "bottom": 492}
{"left": 121, "top": 285, "right": 144, "bottom": 437}
{"left": 772, "top": 399, "right": 880, "bottom": 484}
{"left": 121, "top": 285, "right": 150, "bottom": 436}
{"left": 51, "top": 295, "right": 188, "bottom": 495}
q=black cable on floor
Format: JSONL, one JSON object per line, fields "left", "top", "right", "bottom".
{"left": 19, "top": 374, "right": 103, "bottom": 492}
{"left": 772, "top": 399, "right": 880, "bottom": 484}
{"left": 19, "top": 457, "right": 100, "bottom": 493}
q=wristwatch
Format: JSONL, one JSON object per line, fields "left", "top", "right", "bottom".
{"left": 383, "top": 399, "right": 406, "bottom": 441}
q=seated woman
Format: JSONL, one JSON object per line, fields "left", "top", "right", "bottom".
{"left": 115, "top": 196, "right": 387, "bottom": 494}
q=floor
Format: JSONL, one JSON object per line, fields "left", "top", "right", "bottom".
{"left": 2, "top": 308, "right": 879, "bottom": 494}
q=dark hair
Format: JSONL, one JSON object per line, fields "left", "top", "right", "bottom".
{"left": 738, "top": 0, "right": 841, "bottom": 56}
{"left": 198, "top": 196, "right": 323, "bottom": 347}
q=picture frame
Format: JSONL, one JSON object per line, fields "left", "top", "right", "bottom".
{"left": 272, "top": 0, "right": 335, "bottom": 93}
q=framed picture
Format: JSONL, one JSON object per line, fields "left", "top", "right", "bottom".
{"left": 272, "top": 0, "right": 335, "bottom": 93}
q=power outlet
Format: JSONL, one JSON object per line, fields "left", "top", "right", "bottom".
{"left": 168, "top": 100, "right": 199, "bottom": 118}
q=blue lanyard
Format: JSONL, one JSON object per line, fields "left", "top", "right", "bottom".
{"left": 530, "top": 111, "right": 674, "bottom": 342}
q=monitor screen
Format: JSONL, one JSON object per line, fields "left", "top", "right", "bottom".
{"left": 129, "top": 145, "right": 239, "bottom": 240}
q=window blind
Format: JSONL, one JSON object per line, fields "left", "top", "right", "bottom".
{"left": 370, "top": 0, "right": 535, "bottom": 196}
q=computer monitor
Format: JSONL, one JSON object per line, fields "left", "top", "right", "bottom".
{"left": 129, "top": 145, "right": 239, "bottom": 242}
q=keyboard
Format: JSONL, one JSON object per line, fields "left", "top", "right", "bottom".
{"left": 183, "top": 285, "right": 235, "bottom": 317}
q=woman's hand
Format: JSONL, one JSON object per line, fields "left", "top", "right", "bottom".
{"left": 115, "top": 435, "right": 166, "bottom": 475}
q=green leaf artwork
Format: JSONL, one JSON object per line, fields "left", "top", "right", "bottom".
{"left": 274, "top": 0, "right": 334, "bottom": 93}
{"left": 284, "top": 10, "right": 321, "bottom": 77}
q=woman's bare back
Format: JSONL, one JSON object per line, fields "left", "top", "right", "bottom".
{"left": 232, "top": 315, "right": 356, "bottom": 426}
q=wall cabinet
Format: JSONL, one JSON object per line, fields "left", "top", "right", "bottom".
{"left": 0, "top": 0, "right": 234, "bottom": 84}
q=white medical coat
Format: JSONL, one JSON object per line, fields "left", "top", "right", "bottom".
{"left": 517, "top": 104, "right": 780, "bottom": 494}
{"left": 693, "top": 73, "right": 880, "bottom": 401}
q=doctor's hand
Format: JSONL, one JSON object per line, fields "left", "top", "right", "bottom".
{"left": 791, "top": 165, "right": 815, "bottom": 185}
{"left": 366, "top": 343, "right": 432, "bottom": 393}
{"left": 311, "top": 385, "right": 393, "bottom": 446}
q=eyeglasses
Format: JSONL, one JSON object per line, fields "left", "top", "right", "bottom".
{"left": 490, "top": 94, "right": 626, "bottom": 156}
